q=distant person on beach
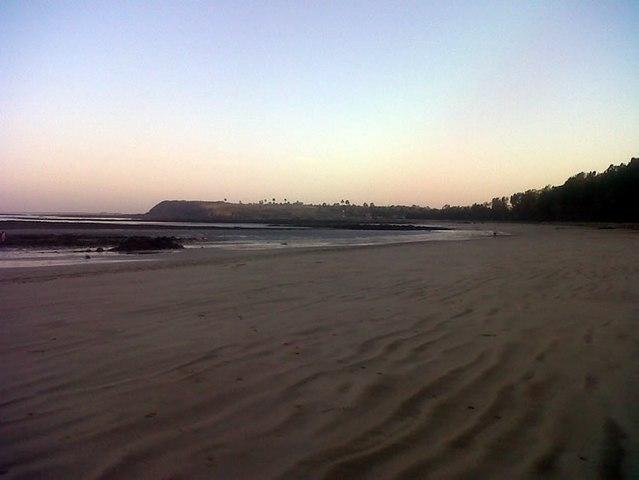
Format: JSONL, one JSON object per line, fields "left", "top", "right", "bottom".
{"left": 0, "top": 231, "right": 5, "bottom": 243}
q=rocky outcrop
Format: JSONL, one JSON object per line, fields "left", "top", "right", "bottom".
{"left": 111, "top": 236, "right": 184, "bottom": 252}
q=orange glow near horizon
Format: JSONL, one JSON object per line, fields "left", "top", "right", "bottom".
{"left": 1, "top": 2, "right": 637, "bottom": 213}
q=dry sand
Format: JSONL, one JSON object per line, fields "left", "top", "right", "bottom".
{"left": 1, "top": 224, "right": 637, "bottom": 479}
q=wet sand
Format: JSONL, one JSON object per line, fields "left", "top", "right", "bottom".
{"left": 1, "top": 223, "right": 637, "bottom": 479}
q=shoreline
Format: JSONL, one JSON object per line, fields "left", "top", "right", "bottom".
{"left": 0, "top": 220, "right": 495, "bottom": 269}
{"left": 0, "top": 217, "right": 454, "bottom": 231}
{"left": 0, "top": 230, "right": 501, "bottom": 280}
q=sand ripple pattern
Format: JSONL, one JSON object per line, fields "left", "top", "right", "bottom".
{"left": 1, "top": 225, "right": 638, "bottom": 479}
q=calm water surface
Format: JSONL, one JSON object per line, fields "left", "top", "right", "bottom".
{"left": 0, "top": 214, "right": 495, "bottom": 268}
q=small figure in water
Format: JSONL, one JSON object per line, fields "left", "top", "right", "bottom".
{"left": 0, "top": 231, "right": 6, "bottom": 243}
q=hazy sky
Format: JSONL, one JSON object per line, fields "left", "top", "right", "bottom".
{"left": 1, "top": 1, "right": 638, "bottom": 213}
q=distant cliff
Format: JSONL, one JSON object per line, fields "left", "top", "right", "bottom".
{"left": 144, "top": 200, "right": 364, "bottom": 223}
{"left": 146, "top": 200, "right": 230, "bottom": 221}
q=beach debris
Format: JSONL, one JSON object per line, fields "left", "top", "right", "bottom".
{"left": 96, "top": 247, "right": 104, "bottom": 252}
{"left": 84, "top": 254, "right": 91, "bottom": 259}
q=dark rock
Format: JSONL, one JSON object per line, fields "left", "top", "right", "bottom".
{"left": 96, "top": 247, "right": 104, "bottom": 252}
{"left": 111, "top": 236, "right": 184, "bottom": 252}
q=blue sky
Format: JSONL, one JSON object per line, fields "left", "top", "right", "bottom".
{"left": 1, "top": 1, "right": 638, "bottom": 212}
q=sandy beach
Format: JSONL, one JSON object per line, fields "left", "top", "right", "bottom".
{"left": 1, "top": 223, "right": 637, "bottom": 479}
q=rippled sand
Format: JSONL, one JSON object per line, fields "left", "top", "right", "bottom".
{"left": 1, "top": 224, "right": 637, "bottom": 479}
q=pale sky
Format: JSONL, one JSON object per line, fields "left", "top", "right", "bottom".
{"left": 1, "top": 1, "right": 638, "bottom": 213}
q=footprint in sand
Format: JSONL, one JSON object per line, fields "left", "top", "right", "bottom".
{"left": 584, "top": 374, "right": 599, "bottom": 390}
{"left": 584, "top": 329, "right": 593, "bottom": 344}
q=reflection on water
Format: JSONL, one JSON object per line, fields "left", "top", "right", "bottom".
{"left": 0, "top": 214, "right": 497, "bottom": 268}
{"left": 190, "top": 229, "right": 492, "bottom": 250}
{"left": 0, "top": 214, "right": 299, "bottom": 229}
{"left": 0, "top": 248, "right": 156, "bottom": 269}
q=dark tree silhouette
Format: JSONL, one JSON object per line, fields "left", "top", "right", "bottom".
{"left": 508, "top": 159, "right": 638, "bottom": 222}
{"left": 147, "top": 159, "right": 638, "bottom": 224}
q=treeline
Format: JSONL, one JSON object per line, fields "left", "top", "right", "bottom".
{"left": 507, "top": 159, "right": 639, "bottom": 221}
{"left": 365, "top": 158, "right": 639, "bottom": 222}
{"left": 147, "top": 158, "right": 638, "bottom": 223}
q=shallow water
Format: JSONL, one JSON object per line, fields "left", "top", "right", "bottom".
{"left": 0, "top": 214, "right": 298, "bottom": 229}
{"left": 0, "top": 214, "right": 496, "bottom": 268}
{"left": 0, "top": 248, "right": 157, "bottom": 269}
{"left": 189, "top": 228, "right": 493, "bottom": 250}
